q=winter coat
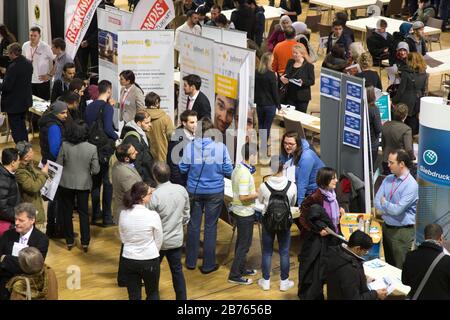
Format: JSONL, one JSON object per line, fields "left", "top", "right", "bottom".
{"left": 0, "top": 164, "right": 20, "bottom": 223}
{"left": 145, "top": 108, "right": 174, "bottom": 162}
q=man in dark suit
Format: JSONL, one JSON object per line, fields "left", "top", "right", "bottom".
{"left": 182, "top": 74, "right": 211, "bottom": 120}
{"left": 0, "top": 202, "right": 49, "bottom": 300}
{"left": 0, "top": 43, "right": 33, "bottom": 143}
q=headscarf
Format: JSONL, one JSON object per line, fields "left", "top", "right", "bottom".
{"left": 279, "top": 15, "right": 292, "bottom": 31}
{"left": 399, "top": 22, "right": 413, "bottom": 37}
{"left": 292, "top": 22, "right": 307, "bottom": 35}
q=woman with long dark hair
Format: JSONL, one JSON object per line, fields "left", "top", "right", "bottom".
{"left": 119, "top": 70, "right": 145, "bottom": 123}
{"left": 57, "top": 120, "right": 100, "bottom": 252}
{"left": 119, "top": 181, "right": 163, "bottom": 300}
{"left": 280, "top": 132, "right": 324, "bottom": 207}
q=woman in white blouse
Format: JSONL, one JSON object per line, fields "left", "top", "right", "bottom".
{"left": 119, "top": 181, "right": 163, "bottom": 300}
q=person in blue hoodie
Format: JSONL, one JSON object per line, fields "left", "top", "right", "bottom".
{"left": 179, "top": 118, "right": 233, "bottom": 274}
{"left": 280, "top": 131, "right": 324, "bottom": 208}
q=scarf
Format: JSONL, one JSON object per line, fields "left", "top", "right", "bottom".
{"left": 6, "top": 267, "right": 49, "bottom": 300}
{"left": 125, "top": 120, "right": 149, "bottom": 147}
{"left": 319, "top": 188, "right": 340, "bottom": 232}
{"left": 375, "top": 30, "right": 388, "bottom": 40}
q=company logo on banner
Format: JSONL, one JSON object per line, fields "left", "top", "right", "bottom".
{"left": 28, "top": 0, "right": 52, "bottom": 44}
{"left": 65, "top": 0, "right": 102, "bottom": 59}
{"left": 418, "top": 125, "right": 450, "bottom": 187}
{"left": 130, "top": 0, "right": 175, "bottom": 30}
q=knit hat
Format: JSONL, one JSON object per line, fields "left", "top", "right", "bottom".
{"left": 396, "top": 41, "right": 410, "bottom": 52}
{"left": 49, "top": 100, "right": 68, "bottom": 115}
{"left": 412, "top": 21, "right": 425, "bottom": 30}
{"left": 292, "top": 22, "right": 308, "bottom": 35}
{"left": 399, "top": 22, "right": 413, "bottom": 36}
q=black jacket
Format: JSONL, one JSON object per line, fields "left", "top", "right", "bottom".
{"left": 298, "top": 204, "right": 341, "bottom": 300}
{"left": 402, "top": 241, "right": 450, "bottom": 300}
{"left": 367, "top": 31, "right": 394, "bottom": 66}
{"left": 192, "top": 91, "right": 211, "bottom": 120}
{"left": 326, "top": 33, "right": 353, "bottom": 57}
{"left": 0, "top": 165, "right": 20, "bottom": 223}
{"left": 50, "top": 79, "right": 69, "bottom": 103}
{"left": 38, "top": 111, "right": 65, "bottom": 162}
{"left": 167, "top": 127, "right": 191, "bottom": 187}
{"left": 356, "top": 70, "right": 382, "bottom": 90}
{"left": 120, "top": 126, "right": 155, "bottom": 186}
{"left": 255, "top": 70, "right": 279, "bottom": 108}
{"left": 392, "top": 65, "right": 428, "bottom": 116}
{"left": 285, "top": 59, "right": 315, "bottom": 102}
{"left": 405, "top": 35, "right": 427, "bottom": 56}
{"left": 230, "top": 5, "right": 256, "bottom": 40}
{"left": 322, "top": 55, "right": 347, "bottom": 72}
{"left": 368, "top": 105, "right": 382, "bottom": 151}
{"left": 0, "top": 55, "right": 33, "bottom": 114}
{"left": 326, "top": 245, "right": 378, "bottom": 300}
{"left": 389, "top": 32, "right": 407, "bottom": 66}
{"left": 280, "top": 0, "right": 302, "bottom": 22}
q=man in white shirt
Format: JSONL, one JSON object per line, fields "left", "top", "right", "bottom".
{"left": 175, "top": 10, "right": 202, "bottom": 51}
{"left": 22, "top": 27, "right": 54, "bottom": 101}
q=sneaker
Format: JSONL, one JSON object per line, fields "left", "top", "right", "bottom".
{"left": 228, "top": 277, "right": 253, "bottom": 285}
{"left": 280, "top": 279, "right": 294, "bottom": 292}
{"left": 258, "top": 278, "right": 270, "bottom": 291}
{"left": 243, "top": 269, "right": 257, "bottom": 276}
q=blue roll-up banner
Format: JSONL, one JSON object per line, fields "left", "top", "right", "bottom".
{"left": 416, "top": 97, "right": 450, "bottom": 246}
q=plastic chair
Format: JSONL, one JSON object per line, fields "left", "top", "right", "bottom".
{"left": 317, "top": 23, "right": 332, "bottom": 54}
{"left": 384, "top": 0, "right": 403, "bottom": 17}
{"left": 426, "top": 17, "right": 443, "bottom": 51}
{"left": 305, "top": 14, "right": 322, "bottom": 33}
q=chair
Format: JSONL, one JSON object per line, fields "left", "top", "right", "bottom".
{"left": 223, "top": 204, "right": 263, "bottom": 266}
{"left": 384, "top": 0, "right": 403, "bottom": 17}
{"left": 426, "top": 17, "right": 443, "bottom": 51}
{"left": 305, "top": 14, "right": 322, "bottom": 33}
{"left": 267, "top": 18, "right": 280, "bottom": 39}
{"left": 284, "top": 116, "right": 306, "bottom": 139}
{"left": 317, "top": 23, "right": 332, "bottom": 54}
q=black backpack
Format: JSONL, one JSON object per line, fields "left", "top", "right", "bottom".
{"left": 88, "top": 102, "right": 115, "bottom": 165}
{"left": 262, "top": 181, "right": 292, "bottom": 233}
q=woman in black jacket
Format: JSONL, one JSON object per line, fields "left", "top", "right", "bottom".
{"left": 280, "top": 44, "right": 315, "bottom": 113}
{"left": 366, "top": 86, "right": 382, "bottom": 169}
{"left": 392, "top": 52, "right": 428, "bottom": 135}
{"left": 255, "top": 52, "right": 280, "bottom": 144}
{"left": 279, "top": 0, "right": 302, "bottom": 22}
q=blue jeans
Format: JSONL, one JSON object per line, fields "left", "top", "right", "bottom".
{"left": 91, "top": 163, "right": 113, "bottom": 223}
{"left": 186, "top": 192, "right": 224, "bottom": 271}
{"left": 160, "top": 247, "right": 187, "bottom": 300}
{"left": 261, "top": 226, "right": 291, "bottom": 281}
{"left": 256, "top": 105, "right": 277, "bottom": 142}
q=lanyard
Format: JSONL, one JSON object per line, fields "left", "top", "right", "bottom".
{"left": 30, "top": 45, "right": 38, "bottom": 62}
{"left": 120, "top": 88, "right": 131, "bottom": 109}
{"left": 389, "top": 173, "right": 410, "bottom": 201}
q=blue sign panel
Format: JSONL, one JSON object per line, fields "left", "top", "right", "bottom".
{"left": 345, "top": 98, "right": 361, "bottom": 115}
{"left": 320, "top": 74, "right": 341, "bottom": 101}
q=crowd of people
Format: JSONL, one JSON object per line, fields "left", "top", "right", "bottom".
{"left": 0, "top": 0, "right": 450, "bottom": 301}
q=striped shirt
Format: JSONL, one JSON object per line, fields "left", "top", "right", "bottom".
{"left": 231, "top": 163, "right": 256, "bottom": 217}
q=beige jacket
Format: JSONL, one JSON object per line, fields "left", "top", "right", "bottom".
{"left": 145, "top": 108, "right": 174, "bottom": 162}
{"left": 120, "top": 84, "right": 145, "bottom": 123}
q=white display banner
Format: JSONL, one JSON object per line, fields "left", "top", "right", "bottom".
{"left": 28, "top": 0, "right": 52, "bottom": 44}
{"left": 177, "top": 32, "right": 215, "bottom": 122}
{"left": 65, "top": 0, "right": 102, "bottom": 59}
{"left": 97, "top": 7, "right": 132, "bottom": 100}
{"left": 130, "top": 0, "right": 175, "bottom": 30}
{"left": 201, "top": 25, "right": 222, "bottom": 42}
{"left": 222, "top": 29, "right": 247, "bottom": 49}
{"left": 214, "top": 43, "right": 255, "bottom": 162}
{"left": 118, "top": 30, "right": 175, "bottom": 121}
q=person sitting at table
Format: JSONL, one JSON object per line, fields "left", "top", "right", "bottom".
{"left": 322, "top": 44, "right": 348, "bottom": 73}
{"left": 326, "top": 20, "right": 352, "bottom": 58}
{"left": 356, "top": 52, "right": 382, "bottom": 90}
{"left": 280, "top": 44, "right": 315, "bottom": 113}
{"left": 389, "top": 22, "right": 413, "bottom": 66}
{"left": 335, "top": 12, "right": 355, "bottom": 42}
{"left": 326, "top": 230, "right": 388, "bottom": 300}
{"left": 267, "top": 15, "right": 292, "bottom": 52}
{"left": 410, "top": 0, "right": 436, "bottom": 24}
{"left": 50, "top": 62, "right": 76, "bottom": 103}
{"left": 206, "top": 5, "right": 221, "bottom": 26}
{"left": 405, "top": 21, "right": 427, "bottom": 57}
{"left": 280, "top": 131, "right": 324, "bottom": 209}
{"left": 279, "top": 0, "right": 302, "bottom": 22}
{"left": 367, "top": 19, "right": 394, "bottom": 67}
{"left": 298, "top": 167, "right": 345, "bottom": 300}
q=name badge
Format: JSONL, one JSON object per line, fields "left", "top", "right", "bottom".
{"left": 12, "top": 242, "right": 29, "bottom": 257}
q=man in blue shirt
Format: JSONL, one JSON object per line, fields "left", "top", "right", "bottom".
{"left": 374, "top": 149, "right": 418, "bottom": 268}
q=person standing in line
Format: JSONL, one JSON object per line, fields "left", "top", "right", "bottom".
{"left": 228, "top": 143, "right": 258, "bottom": 285}
{"left": 119, "top": 182, "right": 163, "bottom": 300}
{"left": 148, "top": 162, "right": 190, "bottom": 300}
{"left": 182, "top": 74, "right": 211, "bottom": 120}
{"left": 119, "top": 70, "right": 145, "bottom": 124}
{"left": 374, "top": 149, "right": 418, "bottom": 268}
